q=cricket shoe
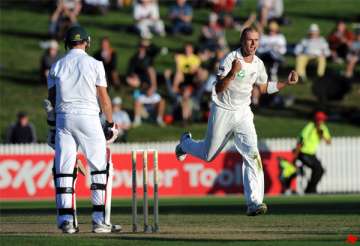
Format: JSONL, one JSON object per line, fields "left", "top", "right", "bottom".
{"left": 246, "top": 203, "right": 268, "bottom": 216}
{"left": 92, "top": 222, "right": 122, "bottom": 233}
{"left": 175, "top": 132, "right": 192, "bottom": 161}
{"left": 59, "top": 221, "right": 79, "bottom": 234}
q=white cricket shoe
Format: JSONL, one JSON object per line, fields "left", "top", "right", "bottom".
{"left": 59, "top": 221, "right": 79, "bottom": 234}
{"left": 175, "top": 132, "right": 192, "bottom": 161}
{"left": 92, "top": 222, "right": 122, "bottom": 233}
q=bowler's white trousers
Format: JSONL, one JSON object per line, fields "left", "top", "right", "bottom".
{"left": 55, "top": 113, "right": 108, "bottom": 226}
{"left": 180, "top": 103, "right": 264, "bottom": 206}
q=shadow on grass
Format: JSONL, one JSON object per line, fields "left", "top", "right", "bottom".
{"left": 0, "top": 29, "right": 49, "bottom": 40}
{"left": 1, "top": 201, "right": 359, "bottom": 216}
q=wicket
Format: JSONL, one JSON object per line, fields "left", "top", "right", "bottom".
{"left": 131, "top": 149, "right": 159, "bottom": 233}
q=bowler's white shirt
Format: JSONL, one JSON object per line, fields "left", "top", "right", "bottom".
{"left": 212, "top": 48, "right": 268, "bottom": 110}
{"left": 48, "top": 48, "right": 107, "bottom": 115}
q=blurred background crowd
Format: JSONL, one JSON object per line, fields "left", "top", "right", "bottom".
{"left": 1, "top": 0, "right": 360, "bottom": 144}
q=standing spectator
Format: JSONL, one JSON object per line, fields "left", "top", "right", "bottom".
{"left": 295, "top": 24, "right": 330, "bottom": 80}
{"left": 133, "top": 0, "right": 165, "bottom": 39}
{"left": 40, "top": 40, "right": 60, "bottom": 84}
{"left": 257, "top": 21, "right": 286, "bottom": 81}
{"left": 83, "top": 0, "right": 110, "bottom": 15}
{"left": 168, "top": 0, "right": 193, "bottom": 35}
{"left": 293, "top": 111, "right": 331, "bottom": 194}
{"left": 101, "top": 97, "right": 131, "bottom": 142}
{"left": 257, "top": 0, "right": 284, "bottom": 28}
{"left": 344, "top": 29, "right": 360, "bottom": 78}
{"left": 6, "top": 111, "right": 37, "bottom": 144}
{"left": 49, "top": 0, "right": 82, "bottom": 39}
{"left": 328, "top": 20, "right": 355, "bottom": 63}
{"left": 94, "top": 37, "right": 121, "bottom": 89}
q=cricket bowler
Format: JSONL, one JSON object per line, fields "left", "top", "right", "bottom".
{"left": 47, "top": 25, "right": 120, "bottom": 233}
{"left": 176, "top": 26, "right": 299, "bottom": 216}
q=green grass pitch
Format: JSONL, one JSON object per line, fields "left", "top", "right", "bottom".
{"left": 1, "top": 195, "right": 359, "bottom": 245}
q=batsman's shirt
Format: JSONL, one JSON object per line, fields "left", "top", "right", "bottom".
{"left": 47, "top": 48, "right": 107, "bottom": 115}
{"left": 212, "top": 48, "right": 268, "bottom": 110}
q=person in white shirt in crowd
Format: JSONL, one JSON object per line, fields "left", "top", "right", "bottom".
{"left": 133, "top": 83, "right": 166, "bottom": 127}
{"left": 257, "top": 0, "right": 284, "bottom": 28}
{"left": 133, "top": 0, "right": 165, "bottom": 39}
{"left": 257, "top": 21, "right": 286, "bottom": 81}
{"left": 102, "top": 97, "right": 131, "bottom": 142}
{"left": 49, "top": 0, "right": 82, "bottom": 39}
{"left": 295, "top": 23, "right": 331, "bottom": 80}
{"left": 83, "top": 0, "right": 110, "bottom": 15}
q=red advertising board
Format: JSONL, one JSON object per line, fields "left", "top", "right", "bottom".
{"left": 0, "top": 151, "right": 294, "bottom": 200}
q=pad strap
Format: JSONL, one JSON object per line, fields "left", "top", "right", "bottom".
{"left": 91, "top": 170, "right": 108, "bottom": 175}
{"left": 58, "top": 208, "right": 75, "bottom": 215}
{"left": 93, "top": 205, "right": 105, "bottom": 212}
{"left": 91, "top": 183, "right": 106, "bottom": 190}
{"left": 56, "top": 187, "right": 74, "bottom": 194}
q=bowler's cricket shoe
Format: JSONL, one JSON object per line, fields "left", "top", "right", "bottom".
{"left": 246, "top": 203, "right": 268, "bottom": 216}
{"left": 175, "top": 132, "right": 192, "bottom": 161}
{"left": 59, "top": 221, "right": 79, "bottom": 234}
{"left": 92, "top": 222, "right": 122, "bottom": 233}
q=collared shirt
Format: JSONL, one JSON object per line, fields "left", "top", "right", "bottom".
{"left": 299, "top": 122, "right": 331, "bottom": 155}
{"left": 212, "top": 48, "right": 268, "bottom": 110}
{"left": 294, "top": 37, "right": 331, "bottom": 57}
{"left": 48, "top": 48, "right": 107, "bottom": 115}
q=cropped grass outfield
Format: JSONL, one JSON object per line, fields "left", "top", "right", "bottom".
{"left": 0, "top": 195, "right": 360, "bottom": 245}
{"left": 0, "top": 0, "right": 359, "bottom": 142}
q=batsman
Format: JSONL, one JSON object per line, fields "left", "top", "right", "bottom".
{"left": 46, "top": 25, "right": 120, "bottom": 233}
{"left": 176, "top": 26, "right": 299, "bottom": 216}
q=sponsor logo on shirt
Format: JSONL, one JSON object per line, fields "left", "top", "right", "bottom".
{"left": 236, "top": 70, "right": 245, "bottom": 79}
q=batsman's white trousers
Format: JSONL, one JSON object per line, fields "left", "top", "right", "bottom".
{"left": 180, "top": 103, "right": 264, "bottom": 206}
{"left": 55, "top": 113, "right": 108, "bottom": 226}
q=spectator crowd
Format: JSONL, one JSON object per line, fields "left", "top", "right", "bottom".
{"left": 6, "top": 0, "right": 359, "bottom": 143}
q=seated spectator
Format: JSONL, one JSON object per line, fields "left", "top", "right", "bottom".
{"left": 6, "top": 111, "right": 37, "bottom": 144}
{"left": 173, "top": 43, "right": 201, "bottom": 93}
{"left": 210, "top": 0, "right": 237, "bottom": 29}
{"left": 49, "top": 0, "right": 82, "bottom": 39}
{"left": 295, "top": 24, "right": 330, "bottom": 80}
{"left": 116, "top": 0, "right": 133, "bottom": 8}
{"left": 40, "top": 40, "right": 60, "bottom": 84}
{"left": 133, "top": 83, "right": 166, "bottom": 127}
{"left": 257, "top": 21, "right": 286, "bottom": 81}
{"left": 200, "top": 12, "right": 228, "bottom": 53}
{"left": 126, "top": 39, "right": 159, "bottom": 91}
{"left": 344, "top": 29, "right": 360, "bottom": 78}
{"left": 102, "top": 97, "right": 131, "bottom": 142}
{"left": 257, "top": 0, "right": 285, "bottom": 28}
{"left": 94, "top": 37, "right": 121, "bottom": 89}
{"left": 328, "top": 20, "right": 355, "bottom": 63}
{"left": 133, "top": 0, "right": 165, "bottom": 39}
{"left": 168, "top": 0, "right": 193, "bottom": 35}
{"left": 165, "top": 43, "right": 206, "bottom": 125}
{"left": 83, "top": 0, "right": 109, "bottom": 15}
